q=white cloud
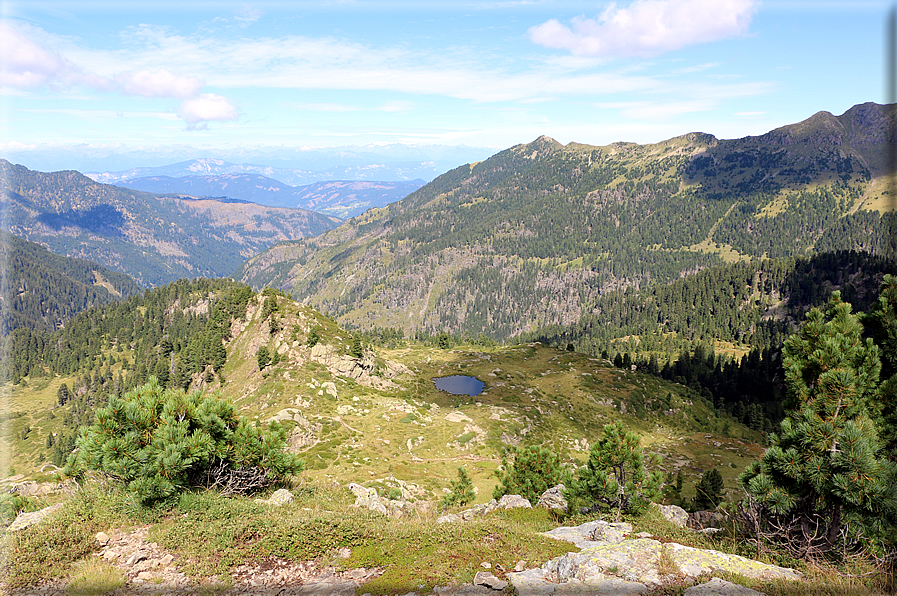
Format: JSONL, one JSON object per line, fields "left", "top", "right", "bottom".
{"left": 115, "top": 69, "right": 203, "bottom": 99}
{"left": 0, "top": 21, "right": 109, "bottom": 90}
{"left": 528, "top": 0, "right": 758, "bottom": 58}
{"left": 178, "top": 93, "right": 239, "bottom": 129}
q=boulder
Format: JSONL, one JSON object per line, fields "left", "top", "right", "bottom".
{"left": 473, "top": 571, "right": 508, "bottom": 590}
{"left": 7, "top": 503, "right": 63, "bottom": 532}
{"left": 346, "top": 482, "right": 411, "bottom": 518}
{"left": 498, "top": 494, "right": 532, "bottom": 509}
{"left": 542, "top": 520, "right": 631, "bottom": 549}
{"left": 589, "top": 521, "right": 633, "bottom": 544}
{"left": 537, "top": 485, "right": 568, "bottom": 514}
{"left": 539, "top": 538, "right": 801, "bottom": 587}
{"left": 255, "top": 488, "right": 294, "bottom": 506}
{"left": 655, "top": 503, "right": 688, "bottom": 528}
{"left": 688, "top": 509, "right": 731, "bottom": 531}
{"left": 685, "top": 578, "right": 765, "bottom": 596}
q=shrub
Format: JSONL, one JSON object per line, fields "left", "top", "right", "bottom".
{"left": 442, "top": 466, "right": 475, "bottom": 510}
{"left": 570, "top": 422, "right": 662, "bottom": 518}
{"left": 65, "top": 379, "right": 304, "bottom": 505}
{"left": 493, "top": 444, "right": 571, "bottom": 504}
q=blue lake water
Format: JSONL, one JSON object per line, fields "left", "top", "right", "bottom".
{"left": 433, "top": 375, "right": 485, "bottom": 396}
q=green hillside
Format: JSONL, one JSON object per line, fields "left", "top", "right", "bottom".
{"left": 236, "top": 103, "right": 896, "bottom": 340}
{"left": 0, "top": 160, "right": 340, "bottom": 287}
{"left": 6, "top": 279, "right": 761, "bottom": 505}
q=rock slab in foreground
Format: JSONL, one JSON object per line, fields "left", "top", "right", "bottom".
{"left": 508, "top": 536, "right": 799, "bottom": 595}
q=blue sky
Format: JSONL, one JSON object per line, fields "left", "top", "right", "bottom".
{"left": 0, "top": 0, "right": 893, "bottom": 167}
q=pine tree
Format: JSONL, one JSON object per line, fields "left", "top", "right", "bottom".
{"left": 863, "top": 274, "right": 897, "bottom": 457}
{"left": 693, "top": 468, "right": 725, "bottom": 510}
{"left": 740, "top": 293, "right": 897, "bottom": 557}
{"left": 571, "top": 422, "right": 662, "bottom": 519}
{"left": 442, "top": 466, "right": 475, "bottom": 510}
{"left": 493, "top": 444, "right": 571, "bottom": 504}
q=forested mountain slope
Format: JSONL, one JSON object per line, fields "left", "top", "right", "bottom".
{"left": 0, "top": 232, "right": 142, "bottom": 334}
{"left": 0, "top": 160, "right": 340, "bottom": 287}
{"left": 237, "top": 102, "right": 896, "bottom": 339}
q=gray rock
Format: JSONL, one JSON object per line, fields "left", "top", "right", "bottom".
{"left": 537, "top": 484, "right": 568, "bottom": 514}
{"left": 541, "top": 520, "right": 606, "bottom": 549}
{"left": 256, "top": 488, "right": 294, "bottom": 506}
{"left": 498, "top": 494, "right": 532, "bottom": 509}
{"left": 684, "top": 578, "right": 765, "bottom": 596}
{"left": 554, "top": 576, "right": 648, "bottom": 595}
{"left": 505, "top": 567, "right": 559, "bottom": 596}
{"left": 473, "top": 571, "right": 508, "bottom": 590}
{"left": 589, "top": 521, "right": 633, "bottom": 544}
{"left": 347, "top": 482, "right": 377, "bottom": 499}
{"left": 7, "top": 503, "right": 63, "bottom": 532}
{"left": 539, "top": 537, "right": 801, "bottom": 586}
{"left": 436, "top": 513, "right": 462, "bottom": 524}
{"left": 656, "top": 503, "right": 689, "bottom": 528}
{"left": 688, "top": 509, "right": 731, "bottom": 530}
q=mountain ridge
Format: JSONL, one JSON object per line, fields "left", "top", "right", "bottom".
{"left": 0, "top": 160, "right": 340, "bottom": 287}
{"left": 236, "top": 102, "right": 896, "bottom": 339}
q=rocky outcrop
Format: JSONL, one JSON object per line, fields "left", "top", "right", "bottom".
{"left": 685, "top": 577, "right": 765, "bottom": 596}
{"left": 509, "top": 520, "right": 800, "bottom": 595}
{"left": 542, "top": 520, "right": 633, "bottom": 549}
{"left": 688, "top": 509, "right": 732, "bottom": 531}
{"left": 473, "top": 571, "right": 508, "bottom": 590}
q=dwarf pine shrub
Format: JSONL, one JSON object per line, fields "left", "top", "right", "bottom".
{"left": 64, "top": 378, "right": 304, "bottom": 505}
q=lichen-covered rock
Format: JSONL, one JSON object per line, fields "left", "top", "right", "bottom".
{"left": 506, "top": 566, "right": 648, "bottom": 596}
{"left": 655, "top": 503, "right": 688, "bottom": 528}
{"left": 540, "top": 538, "right": 801, "bottom": 587}
{"left": 537, "top": 484, "right": 568, "bottom": 514}
{"left": 685, "top": 578, "right": 766, "bottom": 596}
{"left": 542, "top": 520, "right": 632, "bottom": 549}
{"left": 589, "top": 521, "right": 633, "bottom": 544}
{"left": 346, "top": 482, "right": 410, "bottom": 517}
{"left": 436, "top": 513, "right": 462, "bottom": 524}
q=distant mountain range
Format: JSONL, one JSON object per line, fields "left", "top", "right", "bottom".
{"left": 80, "top": 146, "right": 493, "bottom": 187}
{"left": 111, "top": 172, "right": 424, "bottom": 219}
{"left": 7, "top": 143, "right": 495, "bottom": 182}
{"left": 236, "top": 102, "right": 897, "bottom": 339}
{"left": 0, "top": 160, "right": 340, "bottom": 287}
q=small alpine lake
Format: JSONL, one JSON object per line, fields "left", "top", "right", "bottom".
{"left": 432, "top": 375, "right": 485, "bottom": 396}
